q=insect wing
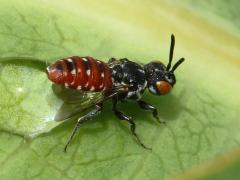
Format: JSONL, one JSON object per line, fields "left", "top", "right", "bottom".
{"left": 52, "top": 85, "right": 105, "bottom": 121}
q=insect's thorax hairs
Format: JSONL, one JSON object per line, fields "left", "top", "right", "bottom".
{"left": 108, "top": 58, "right": 147, "bottom": 100}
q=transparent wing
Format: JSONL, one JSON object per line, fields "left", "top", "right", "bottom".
{"left": 52, "top": 85, "right": 105, "bottom": 121}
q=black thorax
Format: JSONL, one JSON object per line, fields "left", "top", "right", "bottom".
{"left": 108, "top": 58, "right": 147, "bottom": 100}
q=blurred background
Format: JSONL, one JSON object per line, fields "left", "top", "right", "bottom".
{"left": 0, "top": 0, "right": 239, "bottom": 179}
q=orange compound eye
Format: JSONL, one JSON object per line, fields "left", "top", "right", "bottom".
{"left": 156, "top": 81, "right": 172, "bottom": 95}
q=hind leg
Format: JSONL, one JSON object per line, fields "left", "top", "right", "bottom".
{"left": 64, "top": 104, "right": 102, "bottom": 152}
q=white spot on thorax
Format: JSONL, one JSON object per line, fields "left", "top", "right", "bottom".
{"left": 77, "top": 85, "right": 82, "bottom": 90}
{"left": 126, "top": 89, "right": 142, "bottom": 100}
{"left": 138, "top": 69, "right": 145, "bottom": 73}
{"left": 65, "top": 83, "right": 69, "bottom": 87}
{"left": 67, "top": 58, "right": 72, "bottom": 62}
{"left": 114, "top": 82, "right": 120, "bottom": 86}
{"left": 101, "top": 72, "right": 104, "bottom": 78}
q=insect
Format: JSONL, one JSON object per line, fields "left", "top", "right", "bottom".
{"left": 47, "top": 34, "right": 184, "bottom": 151}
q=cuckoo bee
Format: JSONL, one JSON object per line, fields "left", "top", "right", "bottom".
{"left": 47, "top": 34, "right": 184, "bottom": 151}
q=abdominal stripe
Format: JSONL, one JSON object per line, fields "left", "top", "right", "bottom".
{"left": 62, "top": 56, "right": 112, "bottom": 91}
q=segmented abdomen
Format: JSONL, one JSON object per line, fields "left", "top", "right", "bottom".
{"left": 47, "top": 56, "right": 113, "bottom": 91}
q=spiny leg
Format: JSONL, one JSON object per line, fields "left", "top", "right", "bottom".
{"left": 137, "top": 100, "right": 165, "bottom": 124}
{"left": 64, "top": 104, "right": 102, "bottom": 152}
{"left": 112, "top": 98, "right": 151, "bottom": 150}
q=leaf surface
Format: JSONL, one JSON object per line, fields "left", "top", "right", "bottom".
{"left": 0, "top": 0, "right": 240, "bottom": 179}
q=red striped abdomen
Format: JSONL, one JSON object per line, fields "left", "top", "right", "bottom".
{"left": 47, "top": 56, "right": 113, "bottom": 91}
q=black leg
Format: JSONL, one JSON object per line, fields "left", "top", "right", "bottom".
{"left": 64, "top": 104, "right": 102, "bottom": 152}
{"left": 112, "top": 98, "right": 151, "bottom": 150}
{"left": 137, "top": 100, "right": 165, "bottom": 124}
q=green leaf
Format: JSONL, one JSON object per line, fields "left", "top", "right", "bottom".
{"left": 0, "top": 57, "right": 64, "bottom": 138}
{"left": 172, "top": 149, "right": 240, "bottom": 180}
{"left": 0, "top": 0, "right": 240, "bottom": 179}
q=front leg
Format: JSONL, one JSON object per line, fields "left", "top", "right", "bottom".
{"left": 112, "top": 97, "right": 151, "bottom": 150}
{"left": 137, "top": 100, "right": 165, "bottom": 124}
